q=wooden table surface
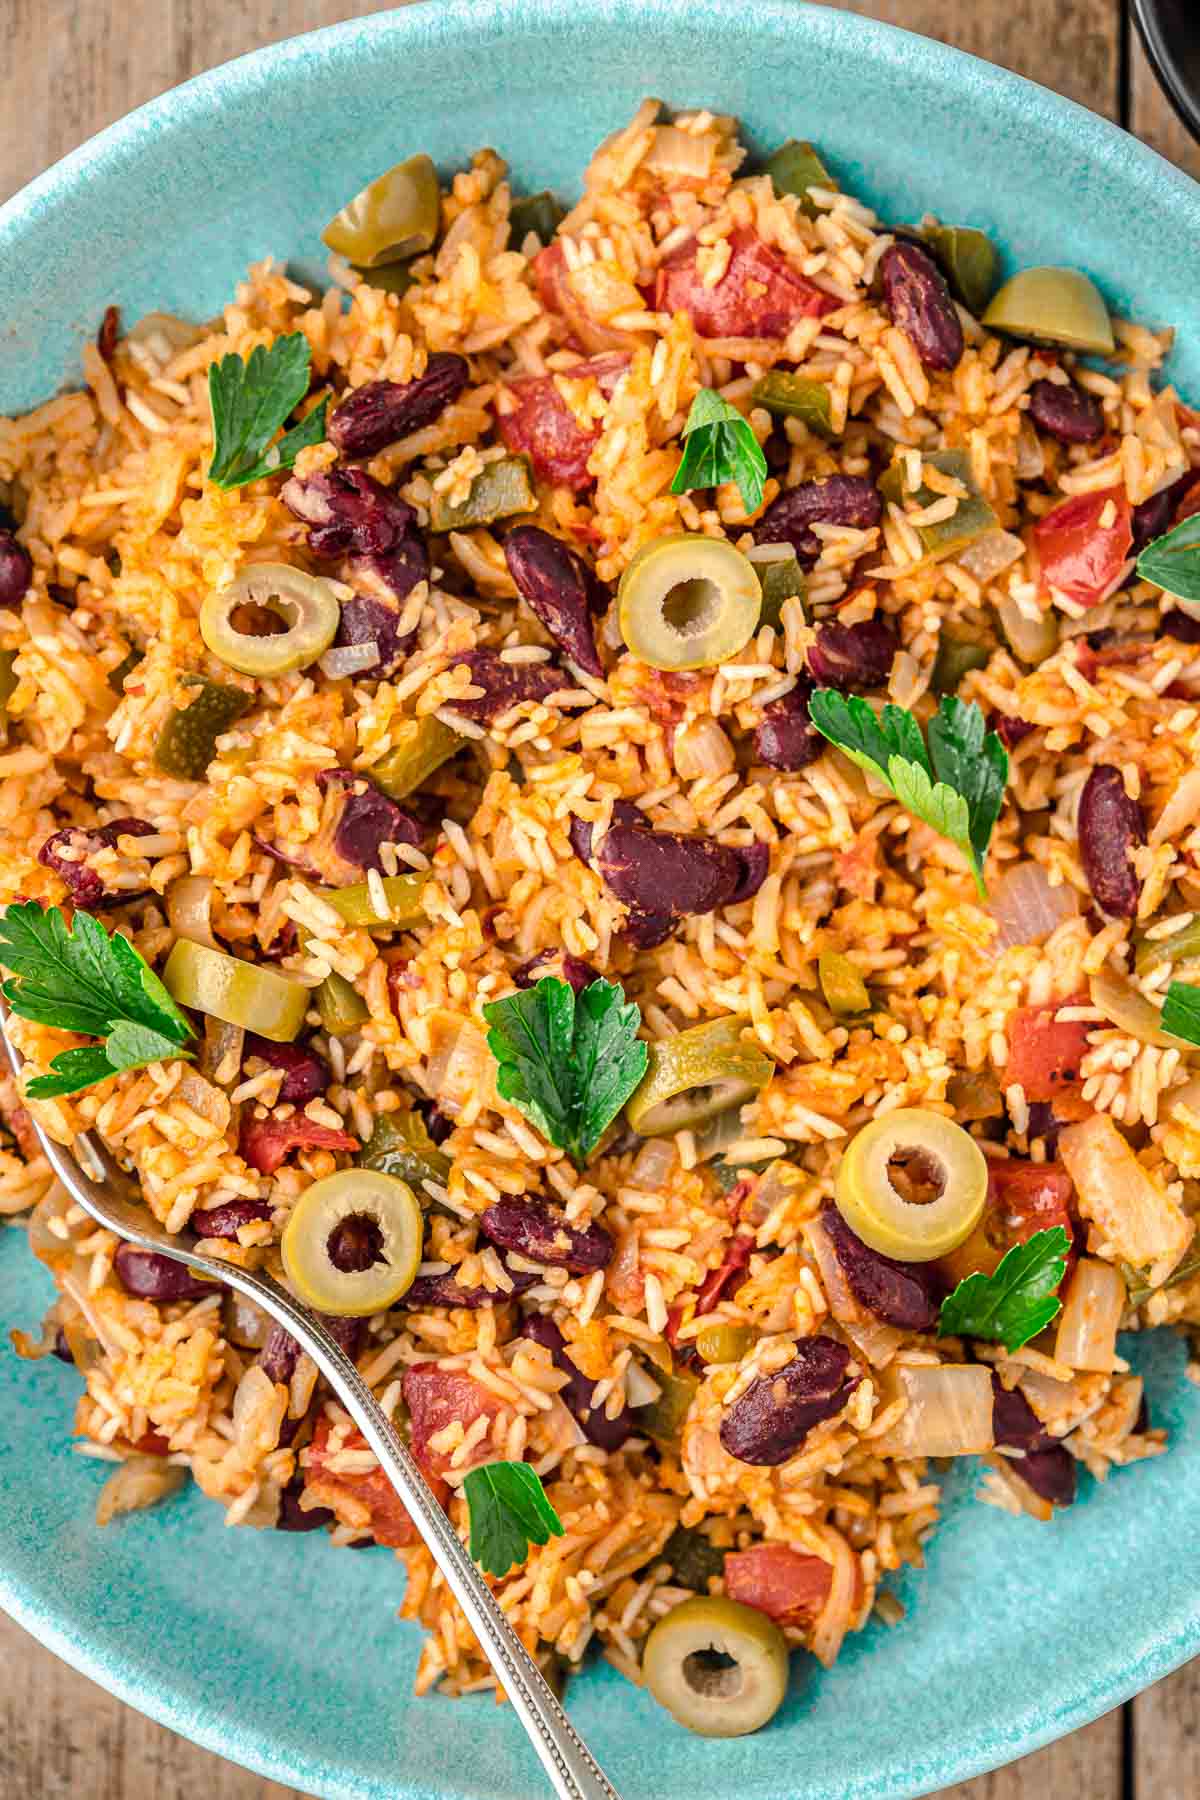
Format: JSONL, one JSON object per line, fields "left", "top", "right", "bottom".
{"left": 1, "top": 1, "right": 1197, "bottom": 1795}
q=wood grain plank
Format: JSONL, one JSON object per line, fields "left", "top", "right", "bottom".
{"left": 1129, "top": 25, "right": 1200, "bottom": 177}
{"left": 1134, "top": 1659, "right": 1200, "bottom": 1798}
{"left": 0, "top": 0, "right": 1138, "bottom": 1797}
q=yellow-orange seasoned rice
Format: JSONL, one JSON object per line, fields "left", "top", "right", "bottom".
{"left": 3, "top": 99, "right": 1200, "bottom": 1707}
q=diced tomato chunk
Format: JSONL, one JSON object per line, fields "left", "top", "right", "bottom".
{"left": 303, "top": 1414, "right": 431, "bottom": 1548}
{"left": 1175, "top": 477, "right": 1200, "bottom": 525}
{"left": 533, "top": 243, "right": 640, "bottom": 356}
{"left": 238, "top": 1112, "right": 358, "bottom": 1176}
{"left": 1004, "top": 996, "right": 1091, "bottom": 1103}
{"left": 724, "top": 1544, "right": 834, "bottom": 1626}
{"left": 132, "top": 1430, "right": 171, "bottom": 1456}
{"left": 1035, "top": 486, "right": 1132, "bottom": 608}
{"left": 655, "top": 228, "right": 838, "bottom": 339}
{"left": 940, "top": 1159, "right": 1077, "bottom": 1288}
{"left": 499, "top": 353, "right": 627, "bottom": 492}
{"left": 693, "top": 1231, "right": 754, "bottom": 1315}
{"left": 403, "top": 1363, "right": 506, "bottom": 1481}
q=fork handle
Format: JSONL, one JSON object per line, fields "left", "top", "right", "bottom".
{"left": 253, "top": 1275, "right": 623, "bottom": 1800}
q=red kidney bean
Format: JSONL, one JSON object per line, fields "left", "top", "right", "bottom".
{"left": 880, "top": 240, "right": 964, "bottom": 372}
{"left": 259, "top": 1325, "right": 301, "bottom": 1385}
{"left": 820, "top": 1203, "right": 940, "bottom": 1330}
{"left": 991, "top": 1374, "right": 1076, "bottom": 1507}
{"left": 328, "top": 356, "right": 470, "bottom": 459}
{"left": 1026, "top": 379, "right": 1104, "bottom": 445}
{"left": 621, "top": 905, "right": 677, "bottom": 950}
{"left": 405, "top": 1259, "right": 540, "bottom": 1310}
{"left": 755, "top": 680, "right": 823, "bottom": 770}
{"left": 335, "top": 541, "right": 428, "bottom": 673}
{"left": 448, "top": 648, "right": 569, "bottom": 723}
{"left": 728, "top": 841, "right": 770, "bottom": 903}
{"left": 567, "top": 799, "right": 644, "bottom": 865}
{"left": 1163, "top": 608, "right": 1200, "bottom": 645}
{"left": 96, "top": 304, "right": 120, "bottom": 361}
{"left": 277, "top": 1476, "right": 334, "bottom": 1533}
{"left": 281, "top": 467, "right": 418, "bottom": 560}
{"left": 113, "top": 1243, "right": 213, "bottom": 1303}
{"left": 513, "top": 950, "right": 599, "bottom": 993}
{"left": 37, "top": 816, "right": 155, "bottom": 910}
{"left": 519, "top": 1313, "right": 633, "bottom": 1451}
{"left": 0, "top": 530, "right": 32, "bottom": 606}
{"left": 807, "top": 616, "right": 897, "bottom": 691}
{"left": 243, "top": 1036, "right": 329, "bottom": 1105}
{"left": 52, "top": 1328, "right": 74, "bottom": 1365}
{"left": 718, "top": 1336, "right": 860, "bottom": 1465}
{"left": 598, "top": 824, "right": 739, "bottom": 916}
{"left": 1024, "top": 1101, "right": 1066, "bottom": 1154}
{"left": 1078, "top": 763, "right": 1145, "bottom": 918}
{"left": 988, "top": 711, "right": 1035, "bottom": 750}
{"left": 480, "top": 1198, "right": 614, "bottom": 1273}
{"left": 754, "top": 475, "right": 882, "bottom": 567}
{"left": 315, "top": 767, "right": 423, "bottom": 874}
{"left": 191, "top": 1199, "right": 272, "bottom": 1239}
{"left": 504, "top": 524, "right": 604, "bottom": 677}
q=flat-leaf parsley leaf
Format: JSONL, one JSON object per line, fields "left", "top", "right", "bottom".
{"left": 938, "top": 1225, "right": 1070, "bottom": 1352}
{"left": 808, "top": 689, "right": 1008, "bottom": 898}
{"left": 670, "top": 388, "right": 767, "bottom": 514}
{"left": 0, "top": 902, "right": 194, "bottom": 1098}
{"left": 1162, "top": 980, "right": 1200, "bottom": 1046}
{"left": 482, "top": 974, "right": 648, "bottom": 1166}
{"left": 208, "top": 333, "right": 328, "bottom": 490}
{"left": 463, "top": 1460, "right": 564, "bottom": 1578}
{"left": 1135, "top": 511, "right": 1200, "bottom": 605}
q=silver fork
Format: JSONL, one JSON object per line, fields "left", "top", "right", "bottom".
{"left": 0, "top": 1013, "right": 621, "bottom": 1800}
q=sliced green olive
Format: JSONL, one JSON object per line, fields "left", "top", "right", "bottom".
{"left": 695, "top": 1323, "right": 757, "bottom": 1364}
{"left": 878, "top": 449, "right": 998, "bottom": 566}
{"left": 200, "top": 564, "right": 341, "bottom": 678}
{"left": 931, "top": 634, "right": 989, "bottom": 694}
{"left": 359, "top": 1108, "right": 451, "bottom": 1192}
{"left": 429, "top": 455, "right": 537, "bottom": 532}
{"left": 626, "top": 1017, "right": 774, "bottom": 1136}
{"left": 354, "top": 260, "right": 419, "bottom": 297}
{"left": 163, "top": 939, "right": 309, "bottom": 1042}
{"left": 319, "top": 874, "right": 428, "bottom": 930}
{"left": 639, "top": 1365, "right": 700, "bottom": 1445}
{"left": 315, "top": 970, "right": 369, "bottom": 1037}
{"left": 750, "top": 371, "right": 834, "bottom": 439}
{"left": 107, "top": 645, "right": 144, "bottom": 694}
{"left": 921, "top": 225, "right": 1000, "bottom": 317}
{"left": 818, "top": 949, "right": 870, "bottom": 1018}
{"left": 370, "top": 715, "right": 463, "bottom": 801}
{"left": 618, "top": 534, "right": 761, "bottom": 673}
{"left": 282, "top": 1168, "right": 422, "bottom": 1315}
{"left": 155, "top": 678, "right": 252, "bottom": 780}
{"left": 1135, "top": 915, "right": 1200, "bottom": 977}
{"left": 834, "top": 1107, "right": 988, "bottom": 1262}
{"left": 754, "top": 551, "right": 806, "bottom": 632}
{"left": 661, "top": 1525, "right": 726, "bottom": 1593}
{"left": 322, "top": 154, "right": 441, "bottom": 269}
{"left": 509, "top": 191, "right": 566, "bottom": 247}
{"left": 642, "top": 1596, "right": 789, "bottom": 1738}
{"left": 983, "top": 267, "right": 1114, "bottom": 355}
{"left": 764, "top": 139, "right": 837, "bottom": 218}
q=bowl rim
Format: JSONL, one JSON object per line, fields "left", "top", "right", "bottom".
{"left": 1130, "top": 0, "right": 1200, "bottom": 145}
{"left": 2, "top": 3, "right": 1200, "bottom": 1795}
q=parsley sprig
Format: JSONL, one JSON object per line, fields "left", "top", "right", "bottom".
{"left": 1136, "top": 512, "right": 1200, "bottom": 604}
{"left": 0, "top": 903, "right": 194, "bottom": 1098}
{"left": 483, "top": 974, "right": 647, "bottom": 1166}
{"left": 808, "top": 690, "right": 1008, "bottom": 898}
{"left": 1162, "top": 980, "right": 1200, "bottom": 1046}
{"left": 462, "top": 1460, "right": 564, "bottom": 1578}
{"left": 207, "top": 333, "right": 328, "bottom": 489}
{"left": 670, "top": 388, "right": 767, "bottom": 514}
{"left": 938, "top": 1226, "right": 1070, "bottom": 1352}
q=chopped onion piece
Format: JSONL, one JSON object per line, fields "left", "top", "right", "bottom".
{"left": 1059, "top": 1114, "right": 1194, "bottom": 1283}
{"left": 630, "top": 1136, "right": 677, "bottom": 1189}
{"left": 167, "top": 874, "right": 217, "bottom": 949}
{"left": 874, "top": 1363, "right": 994, "bottom": 1458}
{"left": 990, "top": 861, "right": 1079, "bottom": 950}
{"left": 1089, "top": 967, "right": 1175, "bottom": 1048}
{"left": 1151, "top": 767, "right": 1200, "bottom": 847}
{"left": 996, "top": 591, "right": 1058, "bottom": 664}
{"left": 626, "top": 1360, "right": 664, "bottom": 1408}
{"left": 424, "top": 1010, "right": 491, "bottom": 1115}
{"left": 806, "top": 1213, "right": 903, "bottom": 1368}
{"left": 1054, "top": 1256, "right": 1126, "bottom": 1371}
{"left": 319, "top": 640, "right": 381, "bottom": 678}
{"left": 673, "top": 716, "right": 737, "bottom": 781}
{"left": 224, "top": 1291, "right": 274, "bottom": 1350}
{"left": 176, "top": 1069, "right": 232, "bottom": 1136}
{"left": 957, "top": 529, "right": 1025, "bottom": 584}
{"left": 644, "top": 125, "right": 714, "bottom": 178}
{"left": 96, "top": 1456, "right": 186, "bottom": 1526}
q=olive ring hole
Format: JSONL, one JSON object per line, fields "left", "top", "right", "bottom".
{"left": 661, "top": 577, "right": 723, "bottom": 639}
{"left": 886, "top": 1146, "right": 947, "bottom": 1207}
{"left": 326, "top": 1211, "right": 386, "bottom": 1273}
{"left": 681, "top": 1645, "right": 743, "bottom": 1701}
{"left": 228, "top": 598, "right": 294, "bottom": 639}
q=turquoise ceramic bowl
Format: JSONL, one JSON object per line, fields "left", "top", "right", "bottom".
{"left": 2, "top": 3, "right": 1200, "bottom": 1794}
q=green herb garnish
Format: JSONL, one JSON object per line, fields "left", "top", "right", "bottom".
{"left": 0, "top": 903, "right": 194, "bottom": 1098}
{"left": 670, "top": 388, "right": 767, "bottom": 514}
{"left": 938, "top": 1226, "right": 1070, "bottom": 1352}
{"left": 1161, "top": 980, "right": 1200, "bottom": 1046}
{"left": 207, "top": 333, "right": 328, "bottom": 490}
{"left": 1136, "top": 512, "right": 1200, "bottom": 604}
{"left": 462, "top": 1460, "right": 564, "bottom": 1578}
{"left": 808, "top": 690, "right": 1008, "bottom": 898}
{"left": 482, "top": 974, "right": 648, "bottom": 1166}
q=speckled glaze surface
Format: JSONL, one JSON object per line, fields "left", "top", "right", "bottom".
{"left": 2, "top": 4, "right": 1200, "bottom": 1796}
